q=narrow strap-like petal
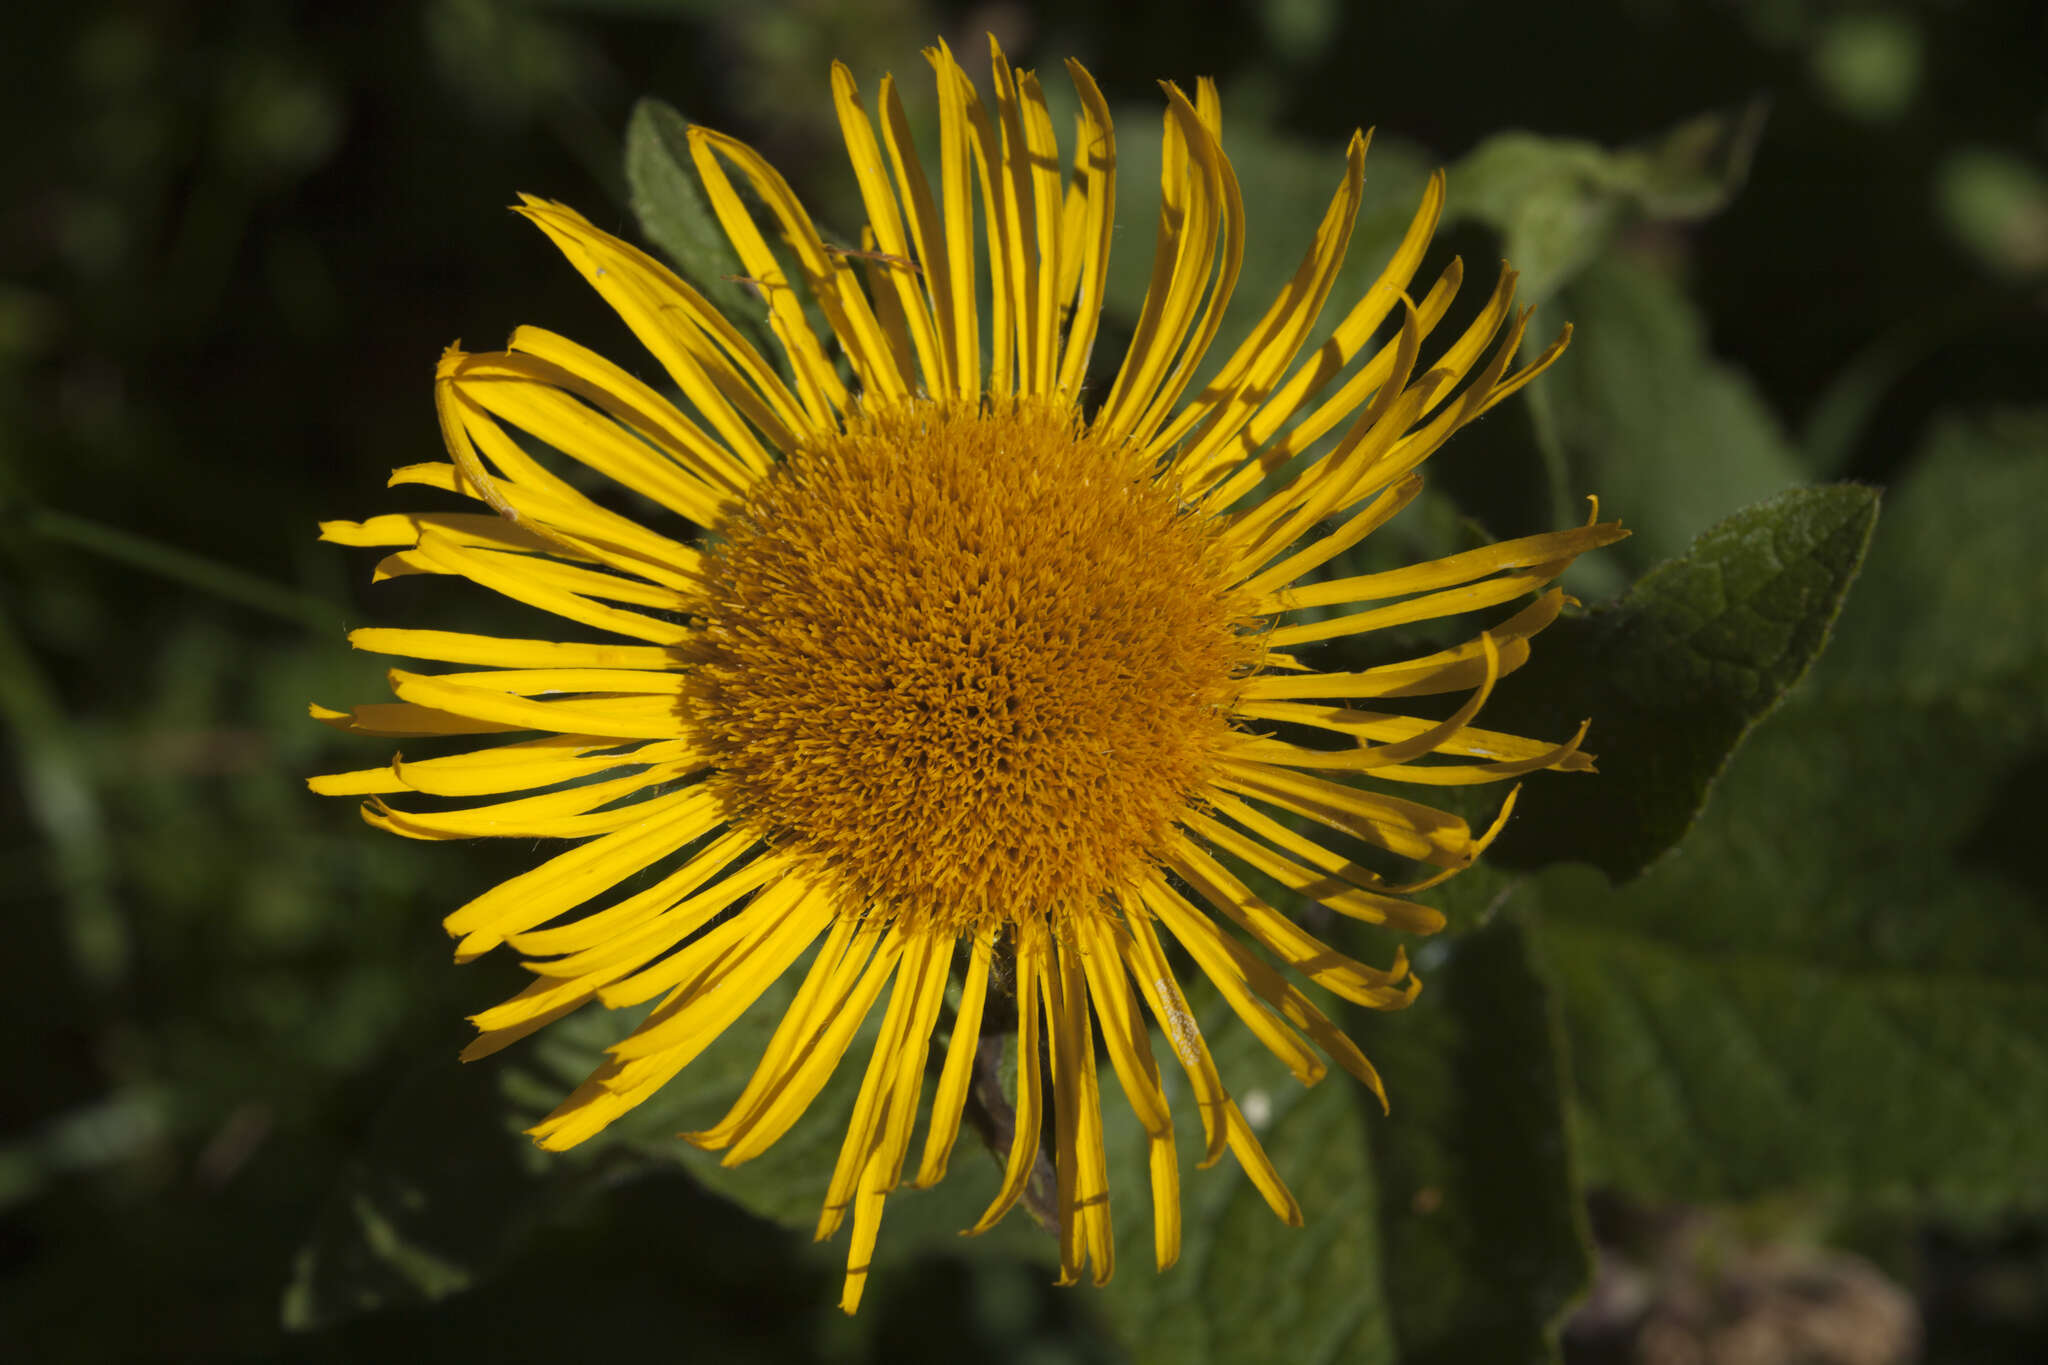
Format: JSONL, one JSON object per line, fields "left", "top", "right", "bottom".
{"left": 913, "top": 931, "right": 994, "bottom": 1187}
{"left": 832, "top": 63, "right": 947, "bottom": 397}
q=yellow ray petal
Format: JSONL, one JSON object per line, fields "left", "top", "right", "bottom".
{"left": 600, "top": 868, "right": 816, "bottom": 1016}
{"left": 985, "top": 38, "right": 1045, "bottom": 395}
{"left": 1054, "top": 62, "right": 1115, "bottom": 400}
{"left": 465, "top": 851, "right": 774, "bottom": 1046}
{"left": 458, "top": 976, "right": 601, "bottom": 1062}
{"left": 1193, "top": 795, "right": 1447, "bottom": 934}
{"left": 1356, "top": 298, "right": 1543, "bottom": 497}
{"left": 839, "top": 926, "right": 957, "bottom": 1314}
{"left": 1223, "top": 1098, "right": 1302, "bottom": 1226}
{"left": 1048, "top": 932, "right": 1088, "bottom": 1283}
{"left": 376, "top": 538, "right": 688, "bottom": 614}
{"left": 527, "top": 885, "right": 829, "bottom": 1152}
{"left": 441, "top": 787, "right": 721, "bottom": 957}
{"left": 1095, "top": 85, "right": 1237, "bottom": 444}
{"left": 816, "top": 929, "right": 946, "bottom": 1242}
{"left": 1114, "top": 899, "right": 1229, "bottom": 1168}
{"left": 1232, "top": 474, "right": 1423, "bottom": 601}
{"left": 831, "top": 64, "right": 947, "bottom": 399}
{"left": 1163, "top": 834, "right": 1421, "bottom": 1012}
{"left": 1137, "top": 871, "right": 1324, "bottom": 1087}
{"left": 1217, "top": 317, "right": 1436, "bottom": 562}
{"left": 346, "top": 628, "right": 677, "bottom": 673}
{"left": 1182, "top": 171, "right": 1448, "bottom": 495}
{"left": 442, "top": 351, "right": 736, "bottom": 528}
{"left": 913, "top": 931, "right": 994, "bottom": 1188}
{"left": 889, "top": 65, "right": 974, "bottom": 398}
{"left": 1156, "top": 130, "right": 1365, "bottom": 471}
{"left": 1207, "top": 920, "right": 1396, "bottom": 1110}
{"left": 305, "top": 765, "right": 408, "bottom": 797}
{"left": 928, "top": 39, "right": 1013, "bottom": 398}
{"left": 429, "top": 379, "right": 715, "bottom": 598}
{"left": 309, "top": 701, "right": 522, "bottom": 739}
{"left": 1231, "top": 632, "right": 1501, "bottom": 772}
{"left": 1262, "top": 559, "right": 1573, "bottom": 649}
{"left": 1359, "top": 719, "right": 1593, "bottom": 786}
{"left": 363, "top": 762, "right": 693, "bottom": 841}
{"left": 854, "top": 227, "right": 920, "bottom": 391}
{"left": 317, "top": 736, "right": 653, "bottom": 799}
{"left": 1063, "top": 935, "right": 1116, "bottom": 1287}
{"left": 533, "top": 848, "right": 782, "bottom": 990}
{"left": 407, "top": 667, "right": 686, "bottom": 698}
{"left": 395, "top": 736, "right": 693, "bottom": 799}
{"left": 714, "top": 923, "right": 906, "bottom": 1165}
{"left": 1261, "top": 517, "right": 1629, "bottom": 613}
{"left": 389, "top": 449, "right": 706, "bottom": 602}
{"left": 689, "top": 125, "right": 903, "bottom": 407}
{"left": 970, "top": 918, "right": 1048, "bottom": 1233}
{"left": 508, "top": 324, "right": 761, "bottom": 496}
{"left": 387, "top": 669, "right": 685, "bottom": 740}
{"left": 686, "top": 909, "right": 866, "bottom": 1150}
{"left": 514, "top": 198, "right": 801, "bottom": 467}
{"left": 319, "top": 511, "right": 562, "bottom": 556}
{"left": 1215, "top": 760, "right": 1473, "bottom": 867}
{"left": 1125, "top": 80, "right": 1244, "bottom": 451}
{"left": 393, "top": 525, "right": 694, "bottom": 649}
{"left": 1240, "top": 589, "right": 1567, "bottom": 702}
{"left": 1233, "top": 700, "right": 1593, "bottom": 769}
{"left": 1075, "top": 911, "right": 1179, "bottom": 1271}
{"left": 507, "top": 826, "right": 749, "bottom": 961}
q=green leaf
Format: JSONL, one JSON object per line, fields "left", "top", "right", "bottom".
{"left": 1540, "top": 691, "right": 2048, "bottom": 1207}
{"left": 1095, "top": 915, "right": 1588, "bottom": 1364}
{"left": 1535, "top": 257, "right": 1808, "bottom": 588}
{"left": 1367, "top": 915, "right": 1593, "bottom": 1364}
{"left": 1449, "top": 104, "right": 1766, "bottom": 305}
{"left": 1485, "top": 483, "right": 1881, "bottom": 883}
{"left": 1534, "top": 407, "right": 2048, "bottom": 1208}
{"left": 1818, "top": 407, "right": 2048, "bottom": 716}
{"left": 622, "top": 96, "right": 776, "bottom": 357}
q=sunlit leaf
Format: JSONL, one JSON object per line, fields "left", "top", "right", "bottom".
{"left": 1486, "top": 484, "right": 1880, "bottom": 883}
{"left": 1536, "top": 407, "right": 2048, "bottom": 1207}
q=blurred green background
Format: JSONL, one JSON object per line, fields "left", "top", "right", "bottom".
{"left": 3, "top": 1, "right": 2045, "bottom": 1361}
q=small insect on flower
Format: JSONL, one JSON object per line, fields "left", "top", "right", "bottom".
{"left": 313, "top": 37, "right": 1624, "bottom": 1313}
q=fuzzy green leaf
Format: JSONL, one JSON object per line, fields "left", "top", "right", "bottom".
{"left": 1536, "top": 407, "right": 2048, "bottom": 1207}
{"left": 1485, "top": 483, "right": 1880, "bottom": 883}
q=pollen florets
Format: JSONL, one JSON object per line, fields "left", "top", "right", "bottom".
{"left": 682, "top": 398, "right": 1261, "bottom": 933}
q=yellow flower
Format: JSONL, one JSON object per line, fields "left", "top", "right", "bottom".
{"left": 313, "top": 38, "right": 1623, "bottom": 1313}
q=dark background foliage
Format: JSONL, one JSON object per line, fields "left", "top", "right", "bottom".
{"left": 2, "top": 1, "right": 2044, "bottom": 1361}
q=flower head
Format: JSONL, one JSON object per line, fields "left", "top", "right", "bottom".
{"left": 314, "top": 38, "right": 1624, "bottom": 1313}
